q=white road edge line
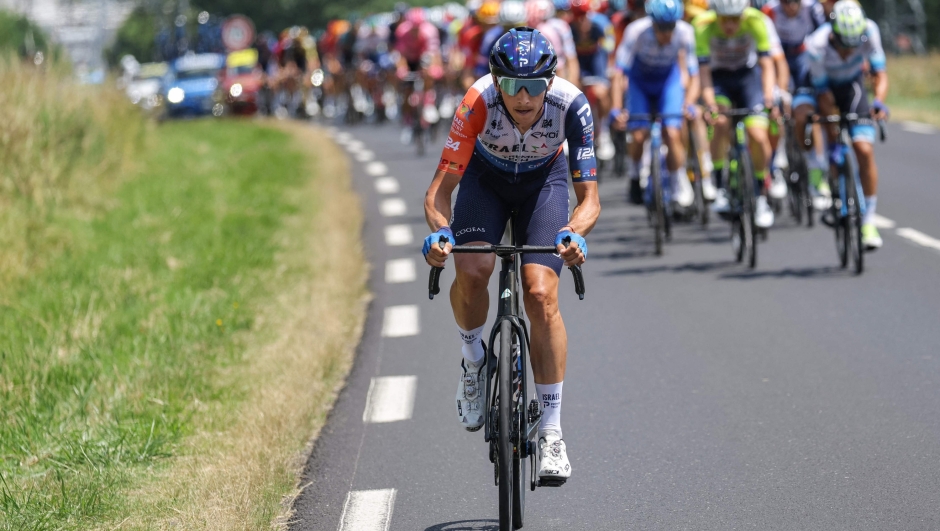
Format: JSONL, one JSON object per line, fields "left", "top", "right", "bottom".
{"left": 897, "top": 227, "right": 940, "bottom": 252}
{"left": 355, "top": 150, "right": 375, "bottom": 162}
{"left": 384, "top": 224, "right": 413, "bottom": 246}
{"left": 872, "top": 214, "right": 896, "bottom": 229}
{"left": 337, "top": 488, "right": 397, "bottom": 531}
{"left": 365, "top": 161, "right": 389, "bottom": 177}
{"left": 901, "top": 121, "right": 938, "bottom": 135}
{"left": 363, "top": 376, "right": 417, "bottom": 423}
{"left": 385, "top": 258, "right": 417, "bottom": 283}
{"left": 382, "top": 305, "right": 419, "bottom": 337}
{"left": 375, "top": 177, "right": 400, "bottom": 194}
{"left": 379, "top": 198, "right": 407, "bottom": 217}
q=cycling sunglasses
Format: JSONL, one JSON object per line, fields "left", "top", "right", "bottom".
{"left": 653, "top": 21, "right": 677, "bottom": 32}
{"left": 496, "top": 76, "right": 551, "bottom": 97}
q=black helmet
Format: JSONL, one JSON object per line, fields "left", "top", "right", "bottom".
{"left": 489, "top": 27, "right": 558, "bottom": 79}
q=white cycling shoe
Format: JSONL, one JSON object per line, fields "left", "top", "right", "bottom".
{"left": 456, "top": 358, "right": 486, "bottom": 432}
{"left": 756, "top": 195, "right": 775, "bottom": 228}
{"left": 538, "top": 432, "right": 571, "bottom": 484}
{"left": 674, "top": 173, "right": 695, "bottom": 208}
{"left": 710, "top": 188, "right": 730, "bottom": 213}
{"left": 770, "top": 169, "right": 788, "bottom": 200}
{"left": 702, "top": 177, "right": 718, "bottom": 201}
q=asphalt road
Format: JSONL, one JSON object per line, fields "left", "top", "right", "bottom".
{"left": 290, "top": 119, "right": 940, "bottom": 531}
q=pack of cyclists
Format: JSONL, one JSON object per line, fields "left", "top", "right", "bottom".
{"left": 248, "top": 0, "right": 892, "bottom": 486}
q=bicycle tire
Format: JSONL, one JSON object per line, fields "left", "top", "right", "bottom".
{"left": 739, "top": 146, "right": 758, "bottom": 268}
{"left": 785, "top": 126, "right": 804, "bottom": 224}
{"left": 651, "top": 146, "right": 665, "bottom": 256}
{"left": 832, "top": 170, "right": 848, "bottom": 269}
{"left": 497, "top": 320, "right": 514, "bottom": 531}
{"left": 844, "top": 144, "right": 864, "bottom": 274}
{"left": 511, "top": 332, "right": 525, "bottom": 529}
{"left": 687, "top": 126, "right": 708, "bottom": 226}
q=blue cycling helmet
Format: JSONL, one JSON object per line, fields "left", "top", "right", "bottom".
{"left": 489, "top": 27, "right": 558, "bottom": 79}
{"left": 553, "top": 0, "right": 572, "bottom": 11}
{"left": 645, "top": 0, "right": 683, "bottom": 23}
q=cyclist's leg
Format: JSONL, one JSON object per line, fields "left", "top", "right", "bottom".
{"left": 661, "top": 66, "right": 692, "bottom": 206}
{"left": 739, "top": 66, "right": 772, "bottom": 191}
{"left": 834, "top": 78, "right": 882, "bottom": 246}
{"left": 450, "top": 157, "right": 508, "bottom": 347}
{"left": 626, "top": 79, "right": 653, "bottom": 177}
{"left": 709, "top": 70, "right": 734, "bottom": 190}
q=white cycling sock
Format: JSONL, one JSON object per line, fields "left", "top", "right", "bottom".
{"left": 864, "top": 195, "right": 877, "bottom": 226}
{"left": 536, "top": 381, "right": 563, "bottom": 439}
{"left": 458, "top": 325, "right": 485, "bottom": 365}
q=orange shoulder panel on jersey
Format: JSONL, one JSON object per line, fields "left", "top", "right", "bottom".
{"left": 438, "top": 86, "right": 488, "bottom": 176}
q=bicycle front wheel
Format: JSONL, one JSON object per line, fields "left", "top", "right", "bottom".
{"left": 651, "top": 149, "right": 665, "bottom": 256}
{"left": 844, "top": 146, "right": 864, "bottom": 274}
{"left": 739, "top": 147, "right": 758, "bottom": 268}
{"left": 497, "top": 320, "right": 515, "bottom": 530}
{"left": 687, "top": 126, "right": 708, "bottom": 226}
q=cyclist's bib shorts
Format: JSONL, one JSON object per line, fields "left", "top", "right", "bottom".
{"left": 793, "top": 75, "right": 875, "bottom": 144}
{"left": 626, "top": 63, "right": 685, "bottom": 130}
{"left": 452, "top": 151, "right": 570, "bottom": 275}
{"left": 712, "top": 66, "right": 768, "bottom": 128}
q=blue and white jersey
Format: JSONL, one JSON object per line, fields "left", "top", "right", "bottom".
{"left": 615, "top": 17, "right": 698, "bottom": 82}
{"left": 762, "top": 0, "right": 825, "bottom": 58}
{"left": 804, "top": 20, "right": 886, "bottom": 89}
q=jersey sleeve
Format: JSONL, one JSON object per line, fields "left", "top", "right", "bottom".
{"left": 810, "top": 2, "right": 826, "bottom": 29}
{"left": 438, "top": 85, "right": 487, "bottom": 176}
{"left": 865, "top": 20, "right": 886, "bottom": 73}
{"left": 764, "top": 14, "right": 784, "bottom": 58}
{"left": 679, "top": 22, "right": 700, "bottom": 75}
{"left": 746, "top": 8, "right": 771, "bottom": 56}
{"left": 564, "top": 93, "right": 597, "bottom": 183}
{"left": 614, "top": 23, "right": 639, "bottom": 74}
{"left": 804, "top": 26, "right": 829, "bottom": 89}
{"left": 693, "top": 12, "right": 715, "bottom": 63}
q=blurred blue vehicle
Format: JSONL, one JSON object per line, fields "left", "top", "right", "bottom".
{"left": 163, "top": 53, "right": 226, "bottom": 117}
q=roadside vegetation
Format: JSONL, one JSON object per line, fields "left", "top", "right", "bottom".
{"left": 0, "top": 54, "right": 365, "bottom": 530}
{"left": 885, "top": 53, "right": 940, "bottom": 127}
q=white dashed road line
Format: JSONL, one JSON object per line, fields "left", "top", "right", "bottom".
{"left": 346, "top": 140, "right": 365, "bottom": 151}
{"left": 363, "top": 376, "right": 417, "bottom": 423}
{"left": 355, "top": 150, "right": 375, "bottom": 162}
{"left": 897, "top": 228, "right": 940, "bottom": 252}
{"left": 385, "top": 258, "right": 417, "bottom": 284}
{"left": 382, "top": 305, "right": 419, "bottom": 337}
{"left": 338, "top": 489, "right": 397, "bottom": 531}
{"left": 375, "top": 177, "right": 400, "bottom": 194}
{"left": 379, "top": 198, "right": 407, "bottom": 217}
{"left": 366, "top": 161, "right": 389, "bottom": 177}
{"left": 384, "top": 224, "right": 413, "bottom": 246}
{"left": 872, "top": 214, "right": 896, "bottom": 229}
{"left": 901, "top": 121, "right": 938, "bottom": 135}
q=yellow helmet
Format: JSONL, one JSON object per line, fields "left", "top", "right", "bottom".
{"left": 478, "top": 1, "right": 501, "bottom": 24}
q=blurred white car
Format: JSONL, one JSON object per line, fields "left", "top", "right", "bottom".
{"left": 126, "top": 62, "right": 168, "bottom": 110}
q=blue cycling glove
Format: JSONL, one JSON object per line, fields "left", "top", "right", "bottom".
{"left": 872, "top": 99, "right": 889, "bottom": 117}
{"left": 555, "top": 230, "right": 587, "bottom": 259}
{"left": 422, "top": 226, "right": 454, "bottom": 258}
{"left": 686, "top": 104, "right": 698, "bottom": 120}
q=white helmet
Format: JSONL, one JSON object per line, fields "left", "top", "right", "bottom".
{"left": 499, "top": 0, "right": 529, "bottom": 26}
{"left": 831, "top": 0, "right": 868, "bottom": 47}
{"left": 712, "top": 0, "right": 749, "bottom": 16}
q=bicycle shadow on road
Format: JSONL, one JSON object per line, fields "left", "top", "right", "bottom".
{"left": 718, "top": 265, "right": 846, "bottom": 280}
{"left": 601, "top": 260, "right": 738, "bottom": 276}
{"left": 424, "top": 519, "right": 499, "bottom": 531}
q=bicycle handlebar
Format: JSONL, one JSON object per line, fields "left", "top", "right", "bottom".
{"left": 809, "top": 113, "right": 888, "bottom": 143}
{"left": 427, "top": 237, "right": 586, "bottom": 301}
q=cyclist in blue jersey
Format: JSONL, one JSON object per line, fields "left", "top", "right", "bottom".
{"left": 794, "top": 0, "right": 888, "bottom": 249}
{"left": 611, "top": 0, "right": 700, "bottom": 207}
{"left": 423, "top": 27, "right": 600, "bottom": 484}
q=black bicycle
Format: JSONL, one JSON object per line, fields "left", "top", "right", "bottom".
{"left": 812, "top": 112, "right": 886, "bottom": 275}
{"left": 713, "top": 108, "right": 760, "bottom": 268}
{"left": 428, "top": 215, "right": 585, "bottom": 531}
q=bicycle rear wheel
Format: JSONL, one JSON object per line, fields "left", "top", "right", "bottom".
{"left": 497, "top": 320, "right": 515, "bottom": 530}
{"left": 651, "top": 147, "right": 665, "bottom": 256}
{"left": 844, "top": 147, "right": 864, "bottom": 274}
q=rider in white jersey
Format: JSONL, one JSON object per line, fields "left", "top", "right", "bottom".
{"left": 611, "top": 0, "right": 700, "bottom": 209}
{"left": 793, "top": 1, "right": 888, "bottom": 249}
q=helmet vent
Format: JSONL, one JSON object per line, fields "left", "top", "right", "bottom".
{"left": 498, "top": 51, "right": 515, "bottom": 72}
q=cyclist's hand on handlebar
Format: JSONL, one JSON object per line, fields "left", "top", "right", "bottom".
{"left": 609, "top": 108, "right": 628, "bottom": 131}
{"left": 555, "top": 229, "right": 587, "bottom": 267}
{"left": 872, "top": 99, "right": 890, "bottom": 121}
{"left": 423, "top": 227, "right": 454, "bottom": 268}
{"left": 703, "top": 104, "right": 718, "bottom": 125}
{"left": 684, "top": 104, "right": 698, "bottom": 121}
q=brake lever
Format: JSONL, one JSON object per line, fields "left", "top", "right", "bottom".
{"left": 428, "top": 235, "right": 449, "bottom": 300}
{"left": 562, "top": 236, "right": 586, "bottom": 300}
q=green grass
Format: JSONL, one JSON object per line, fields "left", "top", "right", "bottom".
{"left": 0, "top": 120, "right": 310, "bottom": 530}
{"left": 885, "top": 54, "right": 940, "bottom": 127}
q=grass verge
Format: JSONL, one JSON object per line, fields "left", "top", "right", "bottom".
{"left": 0, "top": 115, "right": 366, "bottom": 530}
{"left": 885, "top": 54, "right": 940, "bottom": 127}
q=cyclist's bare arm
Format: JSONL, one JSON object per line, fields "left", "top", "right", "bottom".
{"left": 424, "top": 168, "right": 462, "bottom": 265}
{"left": 759, "top": 55, "right": 776, "bottom": 109}
{"left": 699, "top": 63, "right": 716, "bottom": 110}
{"left": 557, "top": 181, "right": 600, "bottom": 266}
{"left": 871, "top": 70, "right": 889, "bottom": 119}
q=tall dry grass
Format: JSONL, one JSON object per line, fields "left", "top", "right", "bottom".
{"left": 885, "top": 53, "right": 940, "bottom": 126}
{"left": 0, "top": 55, "right": 147, "bottom": 284}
